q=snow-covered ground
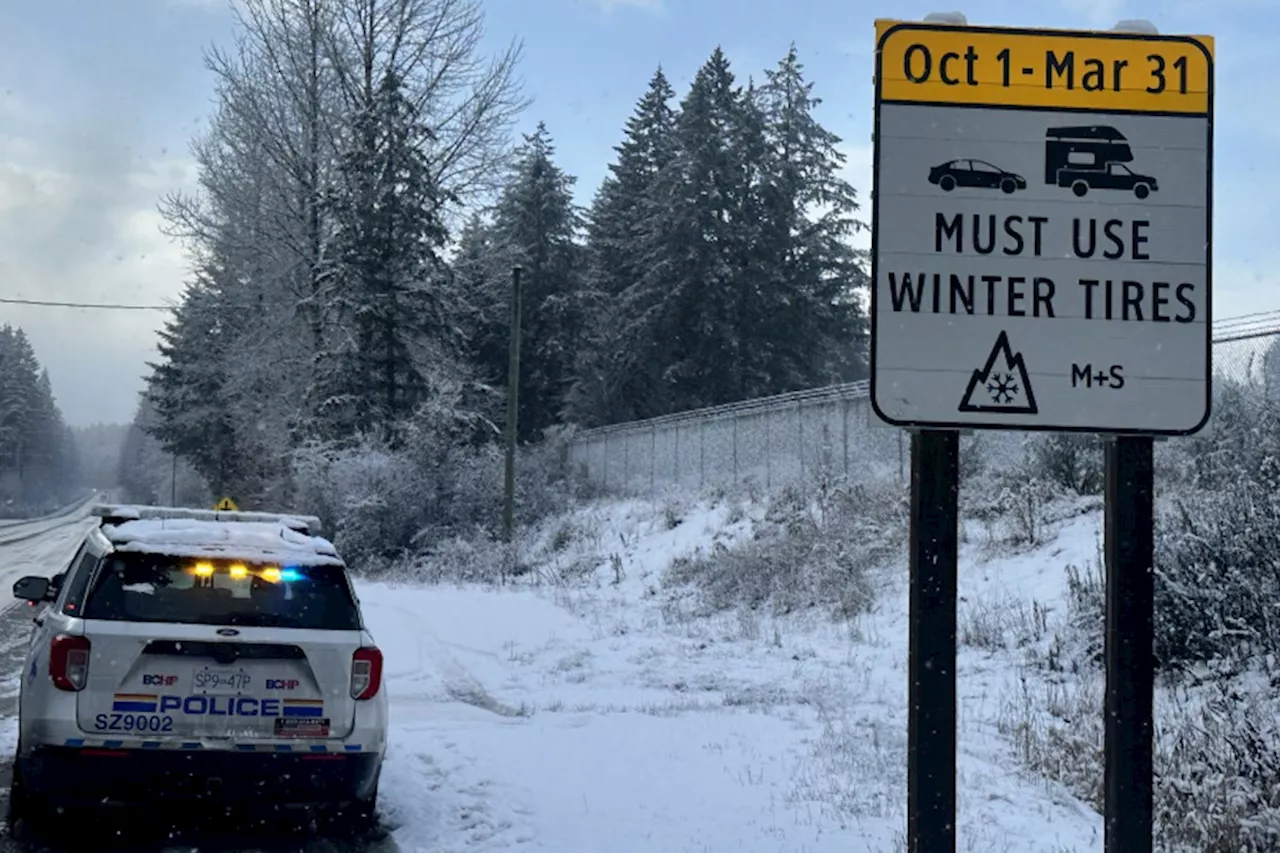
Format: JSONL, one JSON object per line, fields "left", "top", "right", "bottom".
{"left": 361, "top": 496, "right": 1105, "bottom": 853}
{"left": 0, "top": 497, "right": 1108, "bottom": 852}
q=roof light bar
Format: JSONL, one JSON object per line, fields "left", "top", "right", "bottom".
{"left": 90, "top": 504, "right": 323, "bottom": 535}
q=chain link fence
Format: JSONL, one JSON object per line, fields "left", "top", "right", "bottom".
{"left": 567, "top": 330, "right": 1280, "bottom": 498}
{"left": 1213, "top": 330, "right": 1279, "bottom": 393}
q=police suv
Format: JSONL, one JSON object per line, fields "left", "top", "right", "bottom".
{"left": 8, "top": 504, "right": 387, "bottom": 832}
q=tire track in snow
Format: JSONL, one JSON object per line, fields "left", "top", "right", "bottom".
{"left": 368, "top": 599, "right": 526, "bottom": 718}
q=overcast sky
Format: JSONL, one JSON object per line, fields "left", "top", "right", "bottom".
{"left": 0, "top": 0, "right": 1272, "bottom": 426}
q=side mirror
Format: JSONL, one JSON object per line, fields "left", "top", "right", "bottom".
{"left": 47, "top": 572, "right": 65, "bottom": 601}
{"left": 12, "top": 576, "right": 49, "bottom": 603}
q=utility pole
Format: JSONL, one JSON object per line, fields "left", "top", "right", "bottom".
{"left": 171, "top": 453, "right": 177, "bottom": 506}
{"left": 502, "top": 265, "right": 523, "bottom": 543}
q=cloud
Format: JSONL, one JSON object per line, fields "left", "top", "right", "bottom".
{"left": 0, "top": 119, "right": 197, "bottom": 426}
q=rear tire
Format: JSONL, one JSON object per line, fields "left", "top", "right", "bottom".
{"left": 333, "top": 780, "right": 379, "bottom": 838}
{"left": 7, "top": 759, "right": 47, "bottom": 842}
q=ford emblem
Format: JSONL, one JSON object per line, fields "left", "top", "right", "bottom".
{"left": 216, "top": 628, "right": 240, "bottom": 637}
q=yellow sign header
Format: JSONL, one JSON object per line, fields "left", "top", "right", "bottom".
{"left": 875, "top": 20, "right": 1213, "bottom": 115}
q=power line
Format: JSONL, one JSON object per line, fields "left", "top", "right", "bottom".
{"left": 1215, "top": 307, "right": 1280, "bottom": 324}
{"left": 4, "top": 292, "right": 1280, "bottom": 343}
{"left": 0, "top": 296, "right": 172, "bottom": 310}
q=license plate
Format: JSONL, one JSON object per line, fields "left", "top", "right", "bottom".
{"left": 275, "top": 717, "right": 330, "bottom": 738}
{"left": 193, "top": 667, "right": 252, "bottom": 694}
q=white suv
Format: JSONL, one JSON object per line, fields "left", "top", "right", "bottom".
{"left": 8, "top": 504, "right": 388, "bottom": 835}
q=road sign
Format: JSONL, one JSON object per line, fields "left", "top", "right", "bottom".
{"left": 214, "top": 497, "right": 239, "bottom": 512}
{"left": 871, "top": 20, "right": 1214, "bottom": 434}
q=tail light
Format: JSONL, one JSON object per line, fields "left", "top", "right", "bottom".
{"left": 350, "top": 646, "right": 382, "bottom": 700}
{"left": 50, "top": 635, "right": 90, "bottom": 691}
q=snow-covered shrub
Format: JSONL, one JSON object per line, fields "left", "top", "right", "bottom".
{"left": 291, "top": 418, "right": 593, "bottom": 571}
{"left": 1059, "top": 559, "right": 1104, "bottom": 667}
{"left": 1147, "top": 379, "right": 1280, "bottom": 670}
{"left": 1154, "top": 485, "right": 1280, "bottom": 669}
{"left": 1031, "top": 381, "right": 1280, "bottom": 671}
{"left": 663, "top": 475, "right": 906, "bottom": 618}
{"left": 998, "top": 672, "right": 1103, "bottom": 810}
{"left": 657, "top": 489, "right": 690, "bottom": 530}
{"left": 1026, "top": 432, "right": 1103, "bottom": 495}
{"left": 958, "top": 432, "right": 989, "bottom": 479}
{"left": 959, "top": 592, "right": 1049, "bottom": 651}
{"left": 1161, "top": 378, "right": 1278, "bottom": 492}
{"left": 961, "top": 435, "right": 1077, "bottom": 549}
{"left": 512, "top": 425, "right": 600, "bottom": 524}
{"left": 291, "top": 435, "right": 430, "bottom": 570}
{"left": 1005, "top": 664, "right": 1280, "bottom": 852}
{"left": 412, "top": 528, "right": 509, "bottom": 584}
{"left": 1156, "top": 683, "right": 1280, "bottom": 852}
{"left": 965, "top": 468, "right": 1063, "bottom": 550}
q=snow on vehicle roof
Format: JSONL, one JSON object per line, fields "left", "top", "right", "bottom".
{"left": 101, "top": 518, "right": 344, "bottom": 567}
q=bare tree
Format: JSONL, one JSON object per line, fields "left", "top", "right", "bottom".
{"left": 325, "top": 0, "right": 529, "bottom": 216}
{"left": 162, "top": 0, "right": 345, "bottom": 349}
{"left": 148, "top": 0, "right": 527, "bottom": 498}
{"left": 161, "top": 0, "right": 526, "bottom": 324}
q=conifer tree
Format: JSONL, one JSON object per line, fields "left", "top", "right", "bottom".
{"left": 645, "top": 48, "right": 760, "bottom": 411}
{"left": 754, "top": 44, "right": 868, "bottom": 387}
{"left": 312, "top": 69, "right": 459, "bottom": 444}
{"left": 569, "top": 68, "right": 679, "bottom": 425}
{"left": 477, "top": 122, "right": 585, "bottom": 440}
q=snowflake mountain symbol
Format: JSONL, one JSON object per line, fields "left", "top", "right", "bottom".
{"left": 985, "top": 372, "right": 1020, "bottom": 404}
{"left": 958, "top": 331, "right": 1039, "bottom": 416}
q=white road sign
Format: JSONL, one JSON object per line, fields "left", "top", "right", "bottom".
{"left": 870, "top": 20, "right": 1214, "bottom": 435}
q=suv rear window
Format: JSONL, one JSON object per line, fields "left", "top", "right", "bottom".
{"left": 80, "top": 554, "right": 362, "bottom": 631}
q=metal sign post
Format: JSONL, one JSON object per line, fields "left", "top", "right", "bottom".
{"left": 1103, "top": 434, "right": 1155, "bottom": 852}
{"left": 871, "top": 14, "right": 1213, "bottom": 853}
{"left": 906, "top": 428, "right": 959, "bottom": 852}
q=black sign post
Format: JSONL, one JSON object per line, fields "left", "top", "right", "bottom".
{"left": 1103, "top": 435, "right": 1156, "bottom": 853}
{"left": 907, "top": 428, "right": 959, "bottom": 853}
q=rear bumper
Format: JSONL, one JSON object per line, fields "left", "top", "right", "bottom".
{"left": 20, "top": 745, "right": 381, "bottom": 809}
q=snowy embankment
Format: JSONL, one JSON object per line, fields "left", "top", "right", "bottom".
{"left": 359, "top": 491, "right": 1106, "bottom": 853}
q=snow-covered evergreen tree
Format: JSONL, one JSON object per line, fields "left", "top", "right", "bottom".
{"left": 753, "top": 44, "right": 869, "bottom": 388}
{"left": 144, "top": 278, "right": 249, "bottom": 497}
{"left": 644, "top": 47, "right": 761, "bottom": 412}
{"left": 567, "top": 68, "right": 678, "bottom": 426}
{"left": 0, "top": 327, "right": 80, "bottom": 510}
{"left": 474, "top": 123, "right": 586, "bottom": 441}
{"left": 311, "top": 69, "right": 459, "bottom": 444}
